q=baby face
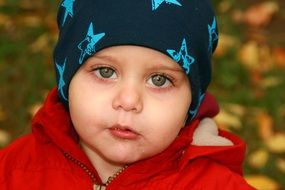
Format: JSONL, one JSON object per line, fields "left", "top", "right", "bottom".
{"left": 69, "top": 45, "right": 191, "bottom": 165}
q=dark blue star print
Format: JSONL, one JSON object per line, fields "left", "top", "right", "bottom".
{"left": 190, "top": 91, "right": 205, "bottom": 118}
{"left": 56, "top": 58, "right": 68, "bottom": 101}
{"left": 61, "top": 0, "right": 75, "bottom": 27}
{"left": 208, "top": 17, "right": 218, "bottom": 52}
{"left": 151, "top": 0, "right": 182, "bottom": 11}
{"left": 78, "top": 22, "right": 106, "bottom": 64}
{"left": 166, "top": 38, "right": 195, "bottom": 74}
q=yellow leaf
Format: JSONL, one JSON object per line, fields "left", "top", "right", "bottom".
{"left": 276, "top": 159, "right": 285, "bottom": 173}
{"left": 224, "top": 103, "right": 246, "bottom": 117}
{"left": 266, "top": 133, "right": 285, "bottom": 153}
{"left": 28, "top": 103, "right": 42, "bottom": 117}
{"left": 239, "top": 41, "right": 259, "bottom": 69}
{"left": 260, "top": 77, "right": 282, "bottom": 89}
{"left": 238, "top": 42, "right": 273, "bottom": 72}
{"left": 258, "top": 45, "right": 274, "bottom": 71}
{"left": 245, "top": 175, "right": 279, "bottom": 190}
{"left": 218, "top": 0, "right": 232, "bottom": 13}
{"left": 214, "top": 34, "right": 239, "bottom": 57}
{"left": 30, "top": 34, "right": 50, "bottom": 53}
{"left": 0, "top": 129, "right": 11, "bottom": 147}
{"left": 256, "top": 112, "right": 274, "bottom": 140}
{"left": 21, "top": 15, "right": 42, "bottom": 27}
{"left": 214, "top": 109, "right": 241, "bottom": 130}
{"left": 248, "top": 149, "right": 269, "bottom": 169}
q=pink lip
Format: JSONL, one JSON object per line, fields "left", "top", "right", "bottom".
{"left": 109, "top": 124, "right": 139, "bottom": 140}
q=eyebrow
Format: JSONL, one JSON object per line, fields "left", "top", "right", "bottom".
{"left": 89, "top": 55, "right": 121, "bottom": 64}
{"left": 88, "top": 54, "right": 184, "bottom": 73}
{"left": 147, "top": 63, "right": 184, "bottom": 73}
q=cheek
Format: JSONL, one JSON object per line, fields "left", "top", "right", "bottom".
{"left": 69, "top": 96, "right": 91, "bottom": 131}
{"left": 143, "top": 101, "right": 186, "bottom": 138}
{"left": 69, "top": 95, "right": 109, "bottom": 127}
{"left": 146, "top": 93, "right": 191, "bottom": 126}
{"left": 143, "top": 113, "right": 182, "bottom": 156}
{"left": 69, "top": 84, "right": 100, "bottom": 128}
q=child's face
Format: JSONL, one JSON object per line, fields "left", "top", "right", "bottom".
{"left": 69, "top": 45, "right": 191, "bottom": 165}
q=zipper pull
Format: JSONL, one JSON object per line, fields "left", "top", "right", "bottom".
{"left": 93, "top": 184, "right": 106, "bottom": 190}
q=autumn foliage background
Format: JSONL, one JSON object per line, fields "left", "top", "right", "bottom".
{"left": 0, "top": 0, "right": 285, "bottom": 189}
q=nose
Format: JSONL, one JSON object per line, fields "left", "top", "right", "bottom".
{"left": 112, "top": 84, "right": 143, "bottom": 113}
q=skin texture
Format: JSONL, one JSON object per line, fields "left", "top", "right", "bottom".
{"left": 68, "top": 45, "right": 191, "bottom": 182}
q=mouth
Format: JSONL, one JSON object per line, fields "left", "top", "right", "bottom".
{"left": 109, "top": 124, "right": 140, "bottom": 140}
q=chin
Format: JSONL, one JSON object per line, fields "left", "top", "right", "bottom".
{"left": 104, "top": 151, "right": 143, "bottom": 165}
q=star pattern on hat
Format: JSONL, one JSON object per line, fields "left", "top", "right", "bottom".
{"left": 61, "top": 0, "right": 75, "bottom": 27}
{"left": 208, "top": 17, "right": 218, "bottom": 52}
{"left": 56, "top": 58, "right": 68, "bottom": 101}
{"left": 190, "top": 91, "right": 205, "bottom": 118}
{"left": 167, "top": 38, "right": 195, "bottom": 74}
{"left": 78, "top": 22, "right": 106, "bottom": 64}
{"left": 151, "top": 0, "right": 182, "bottom": 11}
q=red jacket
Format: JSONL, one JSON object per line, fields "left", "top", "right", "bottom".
{"left": 0, "top": 88, "right": 254, "bottom": 190}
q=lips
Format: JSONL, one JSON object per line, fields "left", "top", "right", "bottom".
{"left": 109, "top": 124, "right": 140, "bottom": 140}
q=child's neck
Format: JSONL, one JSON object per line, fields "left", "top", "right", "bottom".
{"left": 80, "top": 141, "right": 126, "bottom": 183}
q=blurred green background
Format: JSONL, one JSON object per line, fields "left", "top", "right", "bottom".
{"left": 0, "top": 0, "right": 284, "bottom": 189}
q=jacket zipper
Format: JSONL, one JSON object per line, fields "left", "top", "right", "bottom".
{"left": 62, "top": 151, "right": 128, "bottom": 190}
{"left": 62, "top": 151, "right": 99, "bottom": 188}
{"left": 104, "top": 165, "right": 128, "bottom": 186}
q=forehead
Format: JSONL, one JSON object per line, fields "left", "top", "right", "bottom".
{"left": 91, "top": 45, "right": 183, "bottom": 71}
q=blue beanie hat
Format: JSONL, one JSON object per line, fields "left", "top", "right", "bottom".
{"left": 53, "top": 0, "right": 219, "bottom": 121}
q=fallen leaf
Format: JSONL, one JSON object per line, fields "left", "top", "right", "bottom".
{"left": 248, "top": 149, "right": 269, "bottom": 169}
{"left": 245, "top": 175, "right": 279, "bottom": 190}
{"left": 258, "top": 44, "right": 273, "bottom": 71}
{"left": 276, "top": 159, "right": 285, "bottom": 173}
{"left": 28, "top": 103, "right": 42, "bottom": 117}
{"left": 0, "top": 129, "right": 11, "bottom": 147}
{"left": 214, "top": 109, "right": 242, "bottom": 130}
{"left": 243, "top": 2, "right": 279, "bottom": 27}
{"left": 218, "top": 0, "right": 232, "bottom": 13}
{"left": 260, "top": 76, "right": 282, "bottom": 89}
{"left": 30, "top": 34, "right": 50, "bottom": 53}
{"left": 214, "top": 34, "right": 239, "bottom": 57}
{"left": 224, "top": 103, "right": 246, "bottom": 117}
{"left": 239, "top": 41, "right": 259, "bottom": 69}
{"left": 265, "top": 133, "right": 285, "bottom": 153}
{"left": 239, "top": 42, "right": 273, "bottom": 72}
{"left": 256, "top": 112, "right": 274, "bottom": 140}
{"left": 20, "top": 15, "right": 42, "bottom": 27}
{"left": 273, "top": 47, "right": 285, "bottom": 67}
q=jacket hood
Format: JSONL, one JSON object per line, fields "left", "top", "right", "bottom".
{"left": 32, "top": 88, "right": 247, "bottom": 184}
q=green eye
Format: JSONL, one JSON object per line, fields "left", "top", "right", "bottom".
{"left": 95, "top": 67, "right": 116, "bottom": 79}
{"left": 152, "top": 75, "right": 167, "bottom": 87}
{"left": 148, "top": 74, "right": 172, "bottom": 88}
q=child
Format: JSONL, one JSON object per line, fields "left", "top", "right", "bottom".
{"left": 0, "top": 0, "right": 255, "bottom": 189}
